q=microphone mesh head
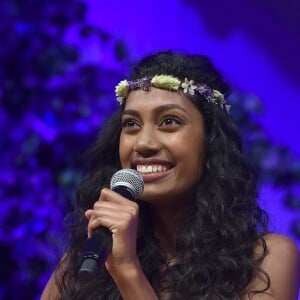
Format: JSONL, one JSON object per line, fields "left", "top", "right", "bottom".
{"left": 110, "top": 169, "right": 144, "bottom": 200}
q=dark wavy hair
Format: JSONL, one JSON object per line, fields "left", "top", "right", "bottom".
{"left": 56, "top": 51, "right": 269, "bottom": 299}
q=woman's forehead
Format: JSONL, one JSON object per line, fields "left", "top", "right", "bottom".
{"left": 125, "top": 87, "right": 197, "bottom": 111}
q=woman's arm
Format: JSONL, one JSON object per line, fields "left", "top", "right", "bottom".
{"left": 107, "top": 261, "right": 159, "bottom": 300}
{"left": 242, "top": 233, "right": 300, "bottom": 299}
{"left": 85, "top": 188, "right": 159, "bottom": 300}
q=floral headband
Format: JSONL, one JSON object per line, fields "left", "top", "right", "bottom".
{"left": 115, "top": 75, "right": 230, "bottom": 113}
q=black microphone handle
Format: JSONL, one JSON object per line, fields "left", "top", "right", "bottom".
{"left": 78, "top": 185, "right": 136, "bottom": 281}
{"left": 78, "top": 227, "right": 112, "bottom": 281}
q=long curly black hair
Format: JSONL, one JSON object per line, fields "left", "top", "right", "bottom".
{"left": 56, "top": 51, "right": 269, "bottom": 299}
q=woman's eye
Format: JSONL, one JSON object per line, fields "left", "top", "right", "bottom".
{"left": 161, "top": 116, "right": 181, "bottom": 126}
{"left": 121, "top": 119, "right": 138, "bottom": 129}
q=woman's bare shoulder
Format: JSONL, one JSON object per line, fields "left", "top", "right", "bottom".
{"left": 242, "top": 233, "right": 300, "bottom": 299}
{"left": 264, "top": 233, "right": 299, "bottom": 251}
{"left": 40, "top": 271, "right": 60, "bottom": 300}
{"left": 40, "top": 253, "right": 68, "bottom": 300}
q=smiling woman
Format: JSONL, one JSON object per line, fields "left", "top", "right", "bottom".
{"left": 41, "top": 51, "right": 300, "bottom": 299}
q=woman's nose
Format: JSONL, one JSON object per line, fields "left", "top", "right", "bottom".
{"left": 133, "top": 127, "right": 161, "bottom": 156}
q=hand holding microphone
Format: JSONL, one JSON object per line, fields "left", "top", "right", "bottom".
{"left": 79, "top": 169, "right": 144, "bottom": 281}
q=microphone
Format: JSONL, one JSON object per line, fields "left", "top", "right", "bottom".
{"left": 78, "top": 169, "right": 144, "bottom": 281}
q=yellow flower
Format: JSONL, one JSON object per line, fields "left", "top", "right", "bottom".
{"left": 151, "top": 75, "right": 181, "bottom": 91}
{"left": 115, "top": 80, "right": 130, "bottom": 97}
{"left": 212, "top": 89, "right": 225, "bottom": 104}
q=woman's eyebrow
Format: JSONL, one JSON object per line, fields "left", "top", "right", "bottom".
{"left": 122, "top": 104, "right": 190, "bottom": 117}
{"left": 122, "top": 109, "right": 139, "bottom": 117}
{"left": 153, "top": 104, "right": 189, "bottom": 115}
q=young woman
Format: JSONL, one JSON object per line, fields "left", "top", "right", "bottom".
{"left": 42, "top": 51, "right": 300, "bottom": 299}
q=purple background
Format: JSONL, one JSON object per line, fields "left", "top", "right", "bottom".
{"left": 1, "top": 0, "right": 299, "bottom": 299}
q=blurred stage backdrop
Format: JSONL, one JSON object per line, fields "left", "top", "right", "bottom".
{"left": 0, "top": 0, "right": 299, "bottom": 299}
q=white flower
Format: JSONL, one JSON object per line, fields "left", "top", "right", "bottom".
{"left": 225, "top": 105, "right": 231, "bottom": 113}
{"left": 115, "top": 80, "right": 129, "bottom": 98}
{"left": 181, "top": 78, "right": 197, "bottom": 95}
{"left": 117, "top": 96, "right": 124, "bottom": 105}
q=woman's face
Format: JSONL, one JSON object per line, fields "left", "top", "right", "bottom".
{"left": 119, "top": 87, "right": 205, "bottom": 207}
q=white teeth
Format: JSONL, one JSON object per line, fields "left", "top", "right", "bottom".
{"left": 137, "top": 165, "right": 169, "bottom": 174}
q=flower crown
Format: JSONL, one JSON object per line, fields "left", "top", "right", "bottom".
{"left": 115, "top": 75, "right": 230, "bottom": 112}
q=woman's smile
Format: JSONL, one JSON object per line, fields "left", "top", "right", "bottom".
{"left": 137, "top": 164, "right": 170, "bottom": 174}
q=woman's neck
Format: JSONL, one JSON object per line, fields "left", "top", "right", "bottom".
{"left": 152, "top": 204, "right": 187, "bottom": 256}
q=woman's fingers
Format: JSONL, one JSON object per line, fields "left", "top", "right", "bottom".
{"left": 99, "top": 188, "right": 138, "bottom": 205}
{"left": 93, "top": 199, "right": 138, "bottom": 214}
{"left": 86, "top": 207, "right": 138, "bottom": 237}
{"left": 85, "top": 187, "right": 139, "bottom": 237}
